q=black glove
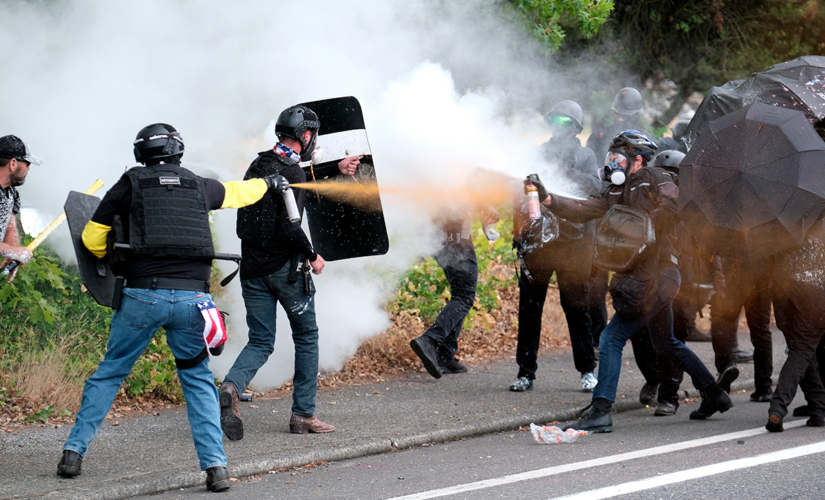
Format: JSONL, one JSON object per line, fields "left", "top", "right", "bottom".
{"left": 524, "top": 173, "right": 549, "bottom": 201}
{"left": 264, "top": 174, "right": 289, "bottom": 193}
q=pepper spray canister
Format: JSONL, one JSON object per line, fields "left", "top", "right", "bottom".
{"left": 526, "top": 184, "right": 541, "bottom": 220}
{"left": 283, "top": 188, "right": 302, "bottom": 223}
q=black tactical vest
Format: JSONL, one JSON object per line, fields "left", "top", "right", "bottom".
{"left": 236, "top": 151, "right": 291, "bottom": 246}
{"left": 125, "top": 164, "right": 214, "bottom": 258}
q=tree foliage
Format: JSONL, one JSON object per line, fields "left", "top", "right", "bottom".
{"left": 511, "top": 0, "right": 615, "bottom": 51}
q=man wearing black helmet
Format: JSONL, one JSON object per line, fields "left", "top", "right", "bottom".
{"left": 58, "top": 124, "right": 286, "bottom": 492}
{"left": 0, "top": 135, "right": 40, "bottom": 283}
{"left": 510, "top": 100, "right": 602, "bottom": 393}
{"left": 220, "top": 105, "right": 357, "bottom": 439}
{"left": 527, "top": 131, "right": 729, "bottom": 432}
{"left": 586, "top": 88, "right": 654, "bottom": 163}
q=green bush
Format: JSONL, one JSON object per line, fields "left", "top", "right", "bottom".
{"left": 388, "top": 207, "right": 517, "bottom": 327}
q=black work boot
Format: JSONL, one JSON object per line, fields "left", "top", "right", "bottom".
{"left": 654, "top": 400, "right": 679, "bottom": 416}
{"left": 690, "top": 383, "right": 733, "bottom": 420}
{"left": 410, "top": 336, "right": 442, "bottom": 379}
{"left": 639, "top": 382, "right": 660, "bottom": 405}
{"left": 219, "top": 382, "right": 244, "bottom": 441}
{"left": 766, "top": 413, "right": 784, "bottom": 432}
{"left": 206, "top": 466, "right": 231, "bottom": 492}
{"left": 716, "top": 364, "right": 739, "bottom": 394}
{"left": 57, "top": 450, "right": 83, "bottom": 478}
{"left": 439, "top": 358, "right": 468, "bottom": 374}
{"left": 563, "top": 399, "right": 613, "bottom": 433}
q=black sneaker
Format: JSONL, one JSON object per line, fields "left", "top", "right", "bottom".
{"left": 57, "top": 450, "right": 82, "bottom": 478}
{"left": 750, "top": 390, "right": 772, "bottom": 402}
{"left": 563, "top": 403, "right": 613, "bottom": 433}
{"left": 733, "top": 346, "right": 754, "bottom": 363}
{"left": 690, "top": 388, "right": 733, "bottom": 420}
{"left": 807, "top": 415, "right": 825, "bottom": 427}
{"left": 439, "top": 358, "right": 468, "bottom": 374}
{"left": 639, "top": 382, "right": 660, "bottom": 405}
{"left": 766, "top": 414, "right": 783, "bottom": 432}
{"left": 654, "top": 401, "right": 679, "bottom": 416}
{"left": 793, "top": 405, "right": 810, "bottom": 417}
{"left": 206, "top": 466, "right": 231, "bottom": 492}
{"left": 509, "top": 377, "right": 533, "bottom": 392}
{"left": 410, "top": 336, "right": 442, "bottom": 379}
{"left": 716, "top": 364, "right": 739, "bottom": 394}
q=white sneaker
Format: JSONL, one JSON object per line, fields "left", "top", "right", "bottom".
{"left": 581, "top": 371, "right": 597, "bottom": 392}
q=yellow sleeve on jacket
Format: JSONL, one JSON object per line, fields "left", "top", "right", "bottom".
{"left": 220, "top": 179, "right": 268, "bottom": 209}
{"left": 82, "top": 221, "right": 111, "bottom": 259}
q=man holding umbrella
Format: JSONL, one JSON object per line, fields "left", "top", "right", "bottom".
{"left": 677, "top": 102, "right": 825, "bottom": 432}
{"left": 529, "top": 130, "right": 729, "bottom": 432}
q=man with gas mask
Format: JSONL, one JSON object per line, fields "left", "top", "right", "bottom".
{"left": 527, "top": 131, "right": 730, "bottom": 432}
{"left": 0, "top": 135, "right": 39, "bottom": 283}
{"left": 58, "top": 123, "right": 288, "bottom": 492}
{"left": 510, "top": 100, "right": 601, "bottom": 393}
{"left": 220, "top": 105, "right": 352, "bottom": 439}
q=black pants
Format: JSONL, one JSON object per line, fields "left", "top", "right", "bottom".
{"left": 589, "top": 268, "right": 609, "bottom": 346}
{"left": 517, "top": 240, "right": 594, "bottom": 379}
{"left": 711, "top": 264, "right": 773, "bottom": 393}
{"left": 422, "top": 242, "right": 478, "bottom": 363}
{"left": 770, "top": 294, "right": 825, "bottom": 419}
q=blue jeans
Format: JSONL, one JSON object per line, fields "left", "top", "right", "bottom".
{"left": 593, "top": 265, "right": 715, "bottom": 403}
{"left": 224, "top": 262, "right": 319, "bottom": 417}
{"left": 64, "top": 288, "right": 226, "bottom": 470}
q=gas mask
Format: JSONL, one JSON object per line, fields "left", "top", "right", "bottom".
{"left": 310, "top": 147, "right": 325, "bottom": 165}
{"left": 600, "top": 149, "right": 629, "bottom": 185}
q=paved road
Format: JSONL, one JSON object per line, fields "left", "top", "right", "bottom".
{"left": 134, "top": 390, "right": 821, "bottom": 500}
{"left": 0, "top": 332, "right": 784, "bottom": 499}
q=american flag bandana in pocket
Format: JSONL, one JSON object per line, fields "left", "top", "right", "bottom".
{"left": 197, "top": 299, "right": 227, "bottom": 350}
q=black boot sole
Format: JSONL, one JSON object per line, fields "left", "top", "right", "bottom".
{"left": 717, "top": 366, "right": 740, "bottom": 394}
{"left": 219, "top": 391, "right": 244, "bottom": 441}
{"left": 689, "top": 394, "right": 733, "bottom": 420}
{"left": 208, "top": 478, "right": 231, "bottom": 492}
{"left": 410, "top": 338, "right": 442, "bottom": 379}
{"left": 57, "top": 466, "right": 81, "bottom": 478}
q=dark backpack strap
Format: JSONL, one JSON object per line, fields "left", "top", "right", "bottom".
{"left": 175, "top": 347, "right": 209, "bottom": 370}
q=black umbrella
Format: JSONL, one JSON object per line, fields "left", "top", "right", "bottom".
{"left": 683, "top": 56, "right": 825, "bottom": 150}
{"left": 679, "top": 102, "right": 825, "bottom": 260}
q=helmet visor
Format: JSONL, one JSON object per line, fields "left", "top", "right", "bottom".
{"left": 604, "top": 151, "right": 629, "bottom": 169}
{"left": 548, "top": 115, "right": 573, "bottom": 129}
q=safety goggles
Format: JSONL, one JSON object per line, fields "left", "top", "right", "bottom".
{"left": 548, "top": 115, "right": 573, "bottom": 128}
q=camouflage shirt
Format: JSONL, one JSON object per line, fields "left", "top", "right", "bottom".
{"left": 0, "top": 185, "right": 21, "bottom": 242}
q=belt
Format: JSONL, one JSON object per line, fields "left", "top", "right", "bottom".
{"left": 126, "top": 277, "right": 210, "bottom": 293}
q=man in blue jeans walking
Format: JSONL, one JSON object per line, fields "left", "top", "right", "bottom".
{"left": 528, "top": 130, "right": 731, "bottom": 432}
{"left": 220, "top": 105, "right": 360, "bottom": 438}
{"left": 58, "top": 123, "right": 287, "bottom": 492}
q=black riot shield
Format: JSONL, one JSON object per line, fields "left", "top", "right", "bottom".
{"left": 65, "top": 191, "right": 118, "bottom": 307}
{"left": 298, "top": 96, "right": 389, "bottom": 261}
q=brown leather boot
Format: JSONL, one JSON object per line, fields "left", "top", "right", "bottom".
{"left": 290, "top": 414, "right": 335, "bottom": 434}
{"left": 219, "top": 382, "right": 244, "bottom": 441}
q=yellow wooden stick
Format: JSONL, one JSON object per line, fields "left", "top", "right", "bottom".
{"left": 26, "top": 179, "right": 105, "bottom": 251}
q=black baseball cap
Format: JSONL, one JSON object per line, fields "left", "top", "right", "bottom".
{"left": 0, "top": 135, "right": 42, "bottom": 166}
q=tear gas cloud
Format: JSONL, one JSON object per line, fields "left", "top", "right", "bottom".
{"left": 1, "top": 0, "right": 607, "bottom": 391}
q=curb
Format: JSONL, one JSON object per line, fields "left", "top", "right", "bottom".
{"left": 21, "top": 378, "right": 756, "bottom": 500}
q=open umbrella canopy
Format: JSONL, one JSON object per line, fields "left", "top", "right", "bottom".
{"left": 683, "top": 56, "right": 825, "bottom": 151}
{"left": 679, "top": 102, "right": 825, "bottom": 260}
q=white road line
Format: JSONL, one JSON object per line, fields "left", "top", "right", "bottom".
{"left": 385, "top": 420, "right": 807, "bottom": 500}
{"left": 550, "top": 439, "right": 825, "bottom": 500}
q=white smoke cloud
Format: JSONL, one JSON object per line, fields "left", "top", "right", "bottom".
{"left": 1, "top": 0, "right": 598, "bottom": 391}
